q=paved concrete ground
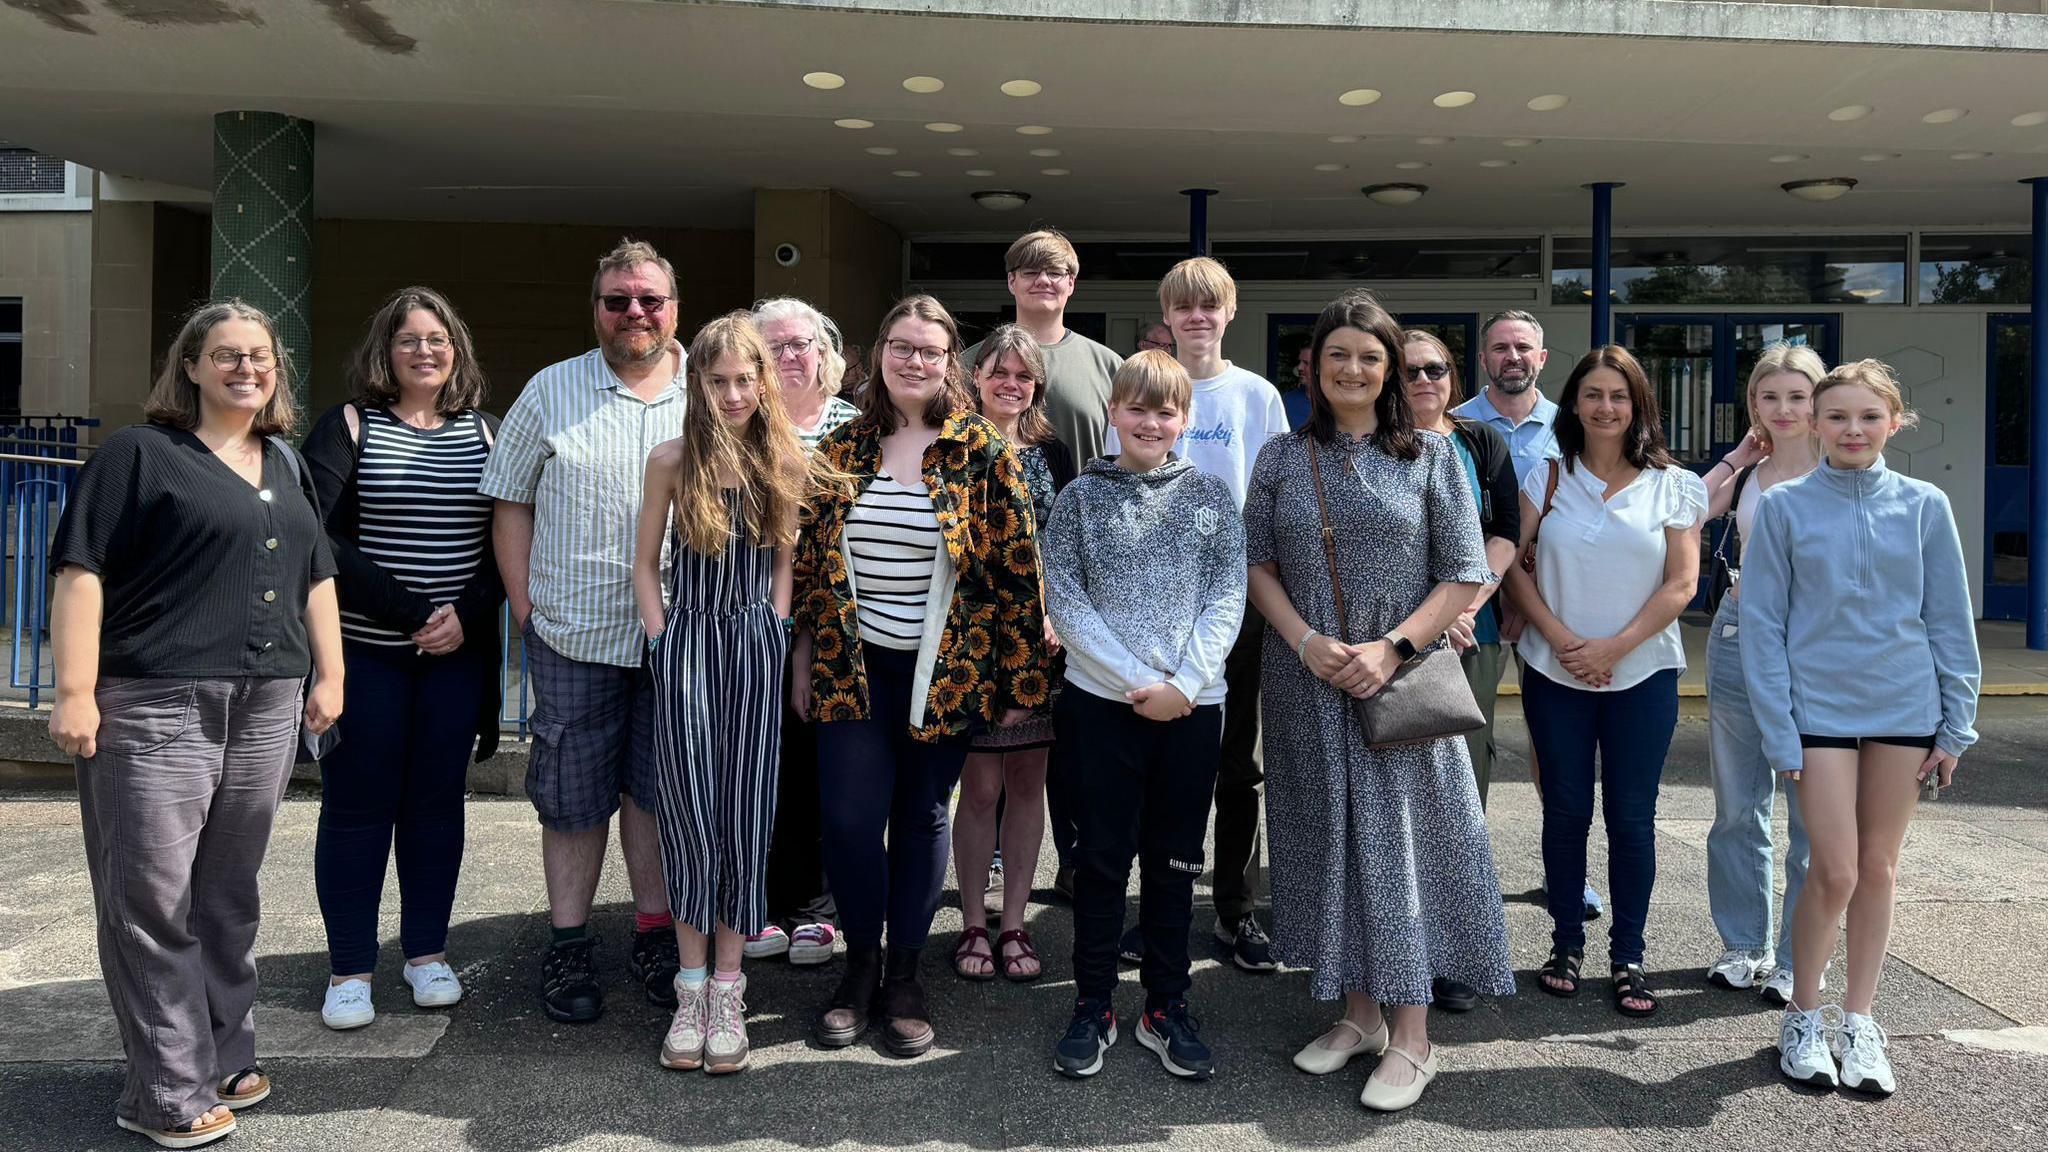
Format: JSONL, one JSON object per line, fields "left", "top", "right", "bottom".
{"left": 3, "top": 699, "right": 2045, "bottom": 1152}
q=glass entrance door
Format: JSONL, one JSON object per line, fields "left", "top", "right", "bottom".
{"left": 1985, "top": 314, "right": 2032, "bottom": 621}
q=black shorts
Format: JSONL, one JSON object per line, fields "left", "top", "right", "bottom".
{"left": 1797, "top": 734, "right": 1938, "bottom": 753}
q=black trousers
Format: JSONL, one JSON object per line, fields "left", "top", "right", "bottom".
{"left": 764, "top": 700, "right": 825, "bottom": 922}
{"left": 1061, "top": 686, "right": 1223, "bottom": 1005}
{"left": 1211, "top": 600, "right": 1265, "bottom": 925}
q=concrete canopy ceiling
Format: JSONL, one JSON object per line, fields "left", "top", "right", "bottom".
{"left": 2, "top": 0, "right": 2045, "bottom": 235}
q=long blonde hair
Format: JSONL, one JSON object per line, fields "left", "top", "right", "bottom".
{"left": 673, "top": 313, "right": 808, "bottom": 556}
{"left": 1745, "top": 342, "right": 1827, "bottom": 453}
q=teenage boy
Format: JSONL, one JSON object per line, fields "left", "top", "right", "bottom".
{"left": 1044, "top": 351, "right": 1246, "bottom": 1081}
{"left": 965, "top": 227, "right": 1123, "bottom": 898}
{"left": 1105, "top": 256, "right": 1289, "bottom": 972}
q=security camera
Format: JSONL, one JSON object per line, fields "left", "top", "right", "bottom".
{"left": 774, "top": 243, "right": 802, "bottom": 268}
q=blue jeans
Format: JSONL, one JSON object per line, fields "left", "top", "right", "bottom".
{"left": 1705, "top": 597, "right": 1809, "bottom": 957}
{"left": 1524, "top": 666, "right": 1678, "bottom": 968}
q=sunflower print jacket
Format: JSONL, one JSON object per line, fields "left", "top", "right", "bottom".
{"left": 795, "top": 409, "right": 1049, "bottom": 742}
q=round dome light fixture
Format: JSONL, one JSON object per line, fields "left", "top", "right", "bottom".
{"left": 1000, "top": 79, "right": 1042, "bottom": 98}
{"left": 903, "top": 76, "right": 945, "bottom": 94}
{"left": 1829, "top": 104, "right": 1873, "bottom": 122}
{"left": 833, "top": 118, "right": 874, "bottom": 130}
{"left": 1526, "top": 94, "right": 1569, "bottom": 112}
{"left": 972, "top": 189, "right": 1031, "bottom": 211}
{"left": 1362, "top": 182, "right": 1428, "bottom": 205}
{"left": 1922, "top": 108, "right": 1967, "bottom": 124}
{"left": 1433, "top": 91, "right": 1477, "bottom": 109}
{"left": 803, "top": 71, "right": 846, "bottom": 90}
{"left": 1781, "top": 177, "right": 1857, "bottom": 202}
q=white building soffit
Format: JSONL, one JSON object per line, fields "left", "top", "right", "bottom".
{"left": 706, "top": 0, "right": 2048, "bottom": 52}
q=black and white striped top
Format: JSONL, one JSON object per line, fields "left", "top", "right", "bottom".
{"left": 341, "top": 406, "right": 494, "bottom": 647}
{"left": 844, "top": 473, "right": 941, "bottom": 651}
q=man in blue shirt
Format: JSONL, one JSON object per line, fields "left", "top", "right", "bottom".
{"left": 1449, "top": 310, "right": 1603, "bottom": 924}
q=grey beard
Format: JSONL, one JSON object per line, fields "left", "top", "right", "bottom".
{"left": 1491, "top": 373, "right": 1535, "bottom": 395}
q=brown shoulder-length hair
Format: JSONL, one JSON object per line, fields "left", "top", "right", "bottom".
{"left": 346, "top": 286, "right": 488, "bottom": 414}
{"left": 862, "top": 294, "right": 975, "bottom": 431}
{"left": 144, "top": 299, "right": 300, "bottom": 436}
{"left": 968, "top": 323, "right": 1054, "bottom": 446}
{"left": 1302, "top": 290, "right": 1419, "bottom": 460}
{"left": 1555, "top": 344, "right": 1678, "bottom": 473}
{"left": 672, "top": 313, "right": 810, "bottom": 556}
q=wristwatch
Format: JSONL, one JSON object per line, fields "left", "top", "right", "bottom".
{"left": 1383, "top": 631, "right": 1418, "bottom": 662}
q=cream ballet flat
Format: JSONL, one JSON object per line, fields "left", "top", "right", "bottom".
{"left": 1360, "top": 1043, "right": 1438, "bottom": 1112}
{"left": 1292, "top": 1017, "right": 1389, "bottom": 1074}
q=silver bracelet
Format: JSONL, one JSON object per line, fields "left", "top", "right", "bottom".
{"left": 1297, "top": 629, "right": 1318, "bottom": 663}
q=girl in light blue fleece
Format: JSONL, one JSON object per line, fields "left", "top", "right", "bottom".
{"left": 1740, "top": 359, "right": 1980, "bottom": 1099}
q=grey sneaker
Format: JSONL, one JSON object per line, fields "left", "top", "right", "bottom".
{"left": 659, "top": 977, "right": 707, "bottom": 1070}
{"left": 704, "top": 975, "right": 750, "bottom": 1074}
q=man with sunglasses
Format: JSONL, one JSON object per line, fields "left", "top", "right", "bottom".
{"left": 480, "top": 238, "right": 689, "bottom": 1024}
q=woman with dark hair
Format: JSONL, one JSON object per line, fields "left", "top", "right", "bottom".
{"left": 952, "top": 323, "right": 1073, "bottom": 983}
{"left": 302, "top": 286, "right": 502, "bottom": 1031}
{"left": 792, "top": 294, "right": 1046, "bottom": 1056}
{"left": 1505, "top": 345, "right": 1706, "bottom": 1020}
{"left": 1244, "top": 290, "right": 1512, "bottom": 1112}
{"left": 48, "top": 299, "right": 342, "bottom": 1149}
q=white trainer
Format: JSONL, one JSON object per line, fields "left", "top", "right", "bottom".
{"left": 402, "top": 960, "right": 463, "bottom": 1008}
{"left": 1834, "top": 1012, "right": 1896, "bottom": 1097}
{"left": 1760, "top": 963, "right": 1825, "bottom": 1007}
{"left": 742, "top": 925, "right": 790, "bottom": 960}
{"left": 1779, "top": 1004, "right": 1840, "bottom": 1088}
{"left": 704, "top": 974, "right": 750, "bottom": 1074}
{"left": 1707, "top": 949, "right": 1773, "bottom": 990}
{"left": 321, "top": 978, "right": 375, "bottom": 1031}
{"left": 659, "top": 977, "right": 708, "bottom": 1070}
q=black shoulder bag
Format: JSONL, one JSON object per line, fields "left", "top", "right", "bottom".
{"left": 1704, "top": 463, "right": 1760, "bottom": 619}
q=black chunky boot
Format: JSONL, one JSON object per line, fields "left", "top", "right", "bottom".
{"left": 815, "top": 939, "right": 881, "bottom": 1047}
{"left": 878, "top": 945, "right": 934, "bottom": 1058}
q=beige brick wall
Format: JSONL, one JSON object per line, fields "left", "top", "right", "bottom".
{"left": 0, "top": 211, "right": 92, "bottom": 418}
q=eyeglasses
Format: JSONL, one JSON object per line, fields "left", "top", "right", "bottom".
{"left": 599, "top": 294, "right": 672, "bottom": 314}
{"left": 885, "top": 339, "right": 949, "bottom": 366}
{"left": 393, "top": 335, "right": 452, "bottom": 355}
{"left": 1404, "top": 362, "right": 1451, "bottom": 382}
{"left": 1013, "top": 266, "right": 1074, "bottom": 284}
{"left": 198, "top": 348, "right": 276, "bottom": 372}
{"left": 767, "top": 337, "right": 816, "bottom": 359}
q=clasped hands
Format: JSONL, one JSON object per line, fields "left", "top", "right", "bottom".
{"left": 1300, "top": 633, "right": 1403, "bottom": 699}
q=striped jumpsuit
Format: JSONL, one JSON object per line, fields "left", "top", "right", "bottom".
{"left": 651, "top": 489, "right": 785, "bottom": 935}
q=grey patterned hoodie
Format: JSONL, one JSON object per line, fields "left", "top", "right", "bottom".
{"left": 1041, "top": 453, "right": 1246, "bottom": 706}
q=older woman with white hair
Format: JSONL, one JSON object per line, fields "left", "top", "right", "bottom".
{"left": 747, "top": 296, "right": 860, "bottom": 965}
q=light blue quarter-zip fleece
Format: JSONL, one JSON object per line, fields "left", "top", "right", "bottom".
{"left": 1739, "top": 454, "right": 1980, "bottom": 774}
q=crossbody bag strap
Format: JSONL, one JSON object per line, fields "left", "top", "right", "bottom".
{"left": 1305, "top": 436, "right": 1352, "bottom": 646}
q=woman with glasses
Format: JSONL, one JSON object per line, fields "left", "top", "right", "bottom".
{"left": 48, "top": 300, "right": 342, "bottom": 1149}
{"left": 793, "top": 295, "right": 1046, "bottom": 1057}
{"left": 302, "top": 287, "right": 502, "bottom": 1032}
{"left": 742, "top": 297, "right": 861, "bottom": 967}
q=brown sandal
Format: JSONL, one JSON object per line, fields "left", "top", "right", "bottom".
{"left": 953, "top": 926, "right": 995, "bottom": 982}
{"left": 997, "top": 928, "right": 1042, "bottom": 983}
{"left": 218, "top": 1065, "right": 270, "bottom": 1110}
{"left": 116, "top": 1110, "right": 236, "bottom": 1148}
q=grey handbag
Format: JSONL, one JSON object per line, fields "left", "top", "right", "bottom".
{"left": 1306, "top": 436, "right": 1485, "bottom": 749}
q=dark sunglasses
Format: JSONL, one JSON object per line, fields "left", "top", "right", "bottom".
{"left": 599, "top": 294, "right": 672, "bottom": 314}
{"left": 1404, "top": 362, "right": 1451, "bottom": 382}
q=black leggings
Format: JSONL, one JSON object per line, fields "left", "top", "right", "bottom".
{"left": 1798, "top": 734, "right": 1937, "bottom": 752}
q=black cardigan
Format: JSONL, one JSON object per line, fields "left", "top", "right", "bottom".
{"left": 303, "top": 401, "right": 506, "bottom": 761}
{"left": 1448, "top": 416, "right": 1520, "bottom": 546}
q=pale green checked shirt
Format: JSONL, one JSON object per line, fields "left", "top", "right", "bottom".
{"left": 480, "top": 343, "right": 686, "bottom": 668}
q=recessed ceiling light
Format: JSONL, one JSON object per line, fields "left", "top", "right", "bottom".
{"left": 973, "top": 189, "right": 1031, "bottom": 210}
{"left": 1017, "top": 125, "right": 1053, "bottom": 136}
{"left": 1338, "top": 88, "right": 1383, "bottom": 107}
{"left": 1950, "top": 151, "right": 1992, "bottom": 160}
{"left": 1479, "top": 159, "right": 1515, "bottom": 168}
{"left": 1923, "top": 108, "right": 1968, "bottom": 124}
{"left": 925, "top": 122, "right": 964, "bottom": 133}
{"left": 1417, "top": 136, "right": 1453, "bottom": 145}
{"left": 865, "top": 146, "right": 898, "bottom": 156}
{"left": 903, "top": 76, "right": 945, "bottom": 94}
{"left": 1860, "top": 152, "right": 1899, "bottom": 162}
{"left": 1781, "top": 177, "right": 1856, "bottom": 202}
{"left": 1433, "top": 91, "right": 1477, "bottom": 108}
{"left": 803, "top": 71, "right": 846, "bottom": 90}
{"left": 947, "top": 147, "right": 980, "bottom": 157}
{"left": 1769, "top": 153, "right": 1808, "bottom": 163}
{"left": 1040, "top": 167, "right": 1070, "bottom": 176}
{"left": 2013, "top": 111, "right": 2048, "bottom": 127}
{"left": 1829, "top": 104, "right": 1873, "bottom": 122}
{"left": 965, "top": 168, "right": 997, "bottom": 177}
{"left": 834, "top": 118, "right": 874, "bottom": 129}
{"left": 1502, "top": 138, "right": 1539, "bottom": 147}
{"left": 892, "top": 170, "right": 922, "bottom": 178}
{"left": 1314, "top": 163, "right": 1346, "bottom": 171}
{"left": 1029, "top": 148, "right": 1061, "bottom": 157}
{"left": 1327, "top": 134, "right": 1362, "bottom": 144}
{"left": 1395, "top": 160, "right": 1430, "bottom": 170}
{"left": 1000, "top": 79, "right": 1042, "bottom": 98}
{"left": 1527, "top": 94, "right": 1570, "bottom": 112}
{"left": 1361, "top": 182, "right": 1428, "bottom": 205}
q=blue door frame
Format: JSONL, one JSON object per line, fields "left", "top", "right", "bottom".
{"left": 1984, "top": 313, "right": 2032, "bottom": 621}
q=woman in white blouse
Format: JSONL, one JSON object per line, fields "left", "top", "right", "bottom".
{"left": 1505, "top": 345, "right": 1706, "bottom": 1020}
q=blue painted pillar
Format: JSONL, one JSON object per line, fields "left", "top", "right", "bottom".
{"left": 1590, "top": 182, "right": 1622, "bottom": 347}
{"left": 2026, "top": 177, "right": 2048, "bottom": 649}
{"left": 1181, "top": 189, "right": 1217, "bottom": 257}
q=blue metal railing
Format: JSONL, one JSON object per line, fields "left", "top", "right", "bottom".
{"left": 499, "top": 602, "right": 531, "bottom": 739}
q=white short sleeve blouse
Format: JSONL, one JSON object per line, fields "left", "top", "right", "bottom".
{"left": 1519, "top": 458, "right": 1708, "bottom": 692}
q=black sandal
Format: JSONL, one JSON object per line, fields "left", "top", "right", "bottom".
{"left": 218, "top": 1065, "right": 270, "bottom": 1110}
{"left": 1611, "top": 964, "right": 1660, "bottom": 1018}
{"left": 1539, "top": 948, "right": 1583, "bottom": 998}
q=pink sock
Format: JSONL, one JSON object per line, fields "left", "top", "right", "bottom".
{"left": 713, "top": 967, "right": 742, "bottom": 985}
{"left": 635, "top": 910, "right": 674, "bottom": 934}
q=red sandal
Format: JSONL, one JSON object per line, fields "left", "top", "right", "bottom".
{"left": 953, "top": 926, "right": 995, "bottom": 981}
{"left": 997, "top": 929, "right": 1042, "bottom": 983}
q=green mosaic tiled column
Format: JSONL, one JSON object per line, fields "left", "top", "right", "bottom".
{"left": 211, "top": 111, "right": 314, "bottom": 406}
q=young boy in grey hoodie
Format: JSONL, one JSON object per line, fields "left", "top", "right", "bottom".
{"left": 1043, "top": 351, "right": 1245, "bottom": 1083}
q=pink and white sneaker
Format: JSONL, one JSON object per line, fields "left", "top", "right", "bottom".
{"left": 742, "top": 925, "right": 789, "bottom": 960}
{"left": 788, "top": 921, "right": 837, "bottom": 965}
